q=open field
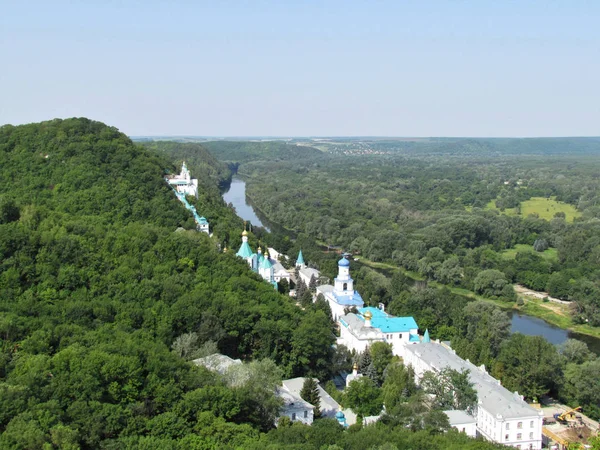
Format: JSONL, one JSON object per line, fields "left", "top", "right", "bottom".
{"left": 484, "top": 196, "right": 581, "bottom": 222}
{"left": 501, "top": 244, "right": 558, "bottom": 261}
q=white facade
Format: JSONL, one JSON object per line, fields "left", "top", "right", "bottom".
{"left": 444, "top": 410, "right": 477, "bottom": 438}
{"left": 276, "top": 387, "right": 314, "bottom": 426}
{"left": 282, "top": 377, "right": 342, "bottom": 420}
{"left": 404, "top": 342, "right": 543, "bottom": 450}
{"left": 338, "top": 307, "right": 420, "bottom": 358}
{"left": 166, "top": 162, "right": 198, "bottom": 197}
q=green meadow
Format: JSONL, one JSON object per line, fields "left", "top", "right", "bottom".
{"left": 484, "top": 196, "right": 581, "bottom": 222}
{"left": 500, "top": 244, "right": 558, "bottom": 261}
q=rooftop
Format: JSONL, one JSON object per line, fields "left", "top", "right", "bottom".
{"left": 405, "top": 343, "right": 542, "bottom": 419}
{"left": 357, "top": 307, "right": 419, "bottom": 333}
{"left": 282, "top": 377, "right": 341, "bottom": 418}
{"left": 444, "top": 410, "right": 476, "bottom": 426}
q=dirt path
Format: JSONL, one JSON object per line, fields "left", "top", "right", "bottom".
{"left": 514, "top": 284, "right": 570, "bottom": 304}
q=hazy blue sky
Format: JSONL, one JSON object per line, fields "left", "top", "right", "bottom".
{"left": 1, "top": 1, "right": 599, "bottom": 137}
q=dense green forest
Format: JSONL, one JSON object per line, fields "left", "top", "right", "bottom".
{"left": 201, "top": 140, "right": 324, "bottom": 166}
{"left": 235, "top": 144, "right": 600, "bottom": 328}
{"left": 201, "top": 139, "right": 600, "bottom": 421}
{"left": 0, "top": 119, "right": 512, "bottom": 449}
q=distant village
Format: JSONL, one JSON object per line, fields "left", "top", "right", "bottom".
{"left": 167, "top": 162, "right": 596, "bottom": 450}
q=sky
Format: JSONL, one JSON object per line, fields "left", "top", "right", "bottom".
{"left": 1, "top": 1, "right": 599, "bottom": 137}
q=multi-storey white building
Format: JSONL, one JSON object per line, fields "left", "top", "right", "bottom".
{"left": 404, "top": 342, "right": 544, "bottom": 449}
{"left": 338, "top": 307, "right": 420, "bottom": 358}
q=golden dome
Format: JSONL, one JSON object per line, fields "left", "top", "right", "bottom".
{"left": 353, "top": 361, "right": 359, "bottom": 371}
{"left": 258, "top": 246, "right": 262, "bottom": 252}
{"left": 242, "top": 229, "right": 248, "bottom": 236}
{"left": 364, "top": 310, "right": 373, "bottom": 320}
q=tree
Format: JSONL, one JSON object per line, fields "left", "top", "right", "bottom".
{"left": 300, "top": 378, "right": 321, "bottom": 419}
{"left": 473, "top": 269, "right": 511, "bottom": 298}
{"left": 560, "top": 360, "right": 600, "bottom": 419}
{"left": 381, "top": 362, "right": 416, "bottom": 412}
{"left": 0, "top": 196, "right": 19, "bottom": 224}
{"left": 421, "top": 368, "right": 477, "bottom": 414}
{"left": 344, "top": 377, "right": 383, "bottom": 417}
{"left": 278, "top": 278, "right": 290, "bottom": 295}
{"left": 559, "top": 339, "right": 593, "bottom": 364}
{"left": 533, "top": 238, "right": 549, "bottom": 252}
{"left": 359, "top": 347, "right": 372, "bottom": 374}
{"left": 308, "top": 274, "right": 317, "bottom": 293}
{"left": 296, "top": 279, "right": 307, "bottom": 299}
{"left": 493, "top": 334, "right": 562, "bottom": 400}
{"left": 290, "top": 311, "right": 335, "bottom": 379}
{"left": 370, "top": 342, "right": 394, "bottom": 385}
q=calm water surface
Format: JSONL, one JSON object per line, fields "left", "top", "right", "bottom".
{"left": 510, "top": 312, "right": 600, "bottom": 355}
{"left": 222, "top": 177, "right": 270, "bottom": 232}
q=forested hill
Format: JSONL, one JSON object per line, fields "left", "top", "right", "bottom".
{"left": 0, "top": 118, "right": 337, "bottom": 448}
{"left": 201, "top": 140, "right": 324, "bottom": 165}
{"left": 141, "top": 141, "right": 232, "bottom": 187}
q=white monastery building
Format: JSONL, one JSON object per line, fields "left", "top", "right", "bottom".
{"left": 165, "top": 162, "right": 198, "bottom": 197}
{"left": 444, "top": 410, "right": 477, "bottom": 438}
{"left": 339, "top": 307, "right": 420, "bottom": 358}
{"left": 165, "top": 163, "right": 209, "bottom": 233}
{"left": 404, "top": 341, "right": 544, "bottom": 450}
{"left": 276, "top": 385, "right": 314, "bottom": 426}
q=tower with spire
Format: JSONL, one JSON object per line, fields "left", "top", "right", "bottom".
{"left": 316, "top": 255, "right": 364, "bottom": 321}
{"left": 296, "top": 250, "right": 306, "bottom": 269}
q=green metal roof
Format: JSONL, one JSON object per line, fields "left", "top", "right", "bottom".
{"left": 236, "top": 241, "right": 253, "bottom": 259}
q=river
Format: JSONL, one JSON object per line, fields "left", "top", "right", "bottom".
{"left": 222, "top": 176, "right": 270, "bottom": 232}
{"left": 223, "top": 177, "right": 600, "bottom": 354}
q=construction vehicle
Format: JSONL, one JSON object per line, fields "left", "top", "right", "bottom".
{"left": 554, "top": 407, "right": 583, "bottom": 423}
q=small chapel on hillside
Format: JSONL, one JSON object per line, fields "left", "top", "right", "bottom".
{"left": 165, "top": 162, "right": 198, "bottom": 197}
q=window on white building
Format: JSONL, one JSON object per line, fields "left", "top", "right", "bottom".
{"left": 505, "top": 434, "right": 509, "bottom": 441}
{"left": 529, "top": 432, "right": 533, "bottom": 440}
{"left": 506, "top": 423, "right": 510, "bottom": 430}
{"left": 530, "top": 420, "right": 534, "bottom": 428}
{"left": 518, "top": 421, "right": 523, "bottom": 429}
{"left": 292, "top": 413, "right": 296, "bottom": 421}
{"left": 517, "top": 433, "right": 522, "bottom": 440}
{"left": 304, "top": 411, "right": 307, "bottom": 418}
{"left": 399, "top": 334, "right": 402, "bottom": 338}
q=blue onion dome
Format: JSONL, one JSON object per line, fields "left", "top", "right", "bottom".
{"left": 338, "top": 257, "right": 350, "bottom": 267}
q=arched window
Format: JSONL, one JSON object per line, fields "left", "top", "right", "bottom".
{"left": 343, "top": 283, "right": 348, "bottom": 290}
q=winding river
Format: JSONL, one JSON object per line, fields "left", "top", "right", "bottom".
{"left": 222, "top": 177, "right": 270, "bottom": 232}
{"left": 223, "top": 177, "right": 600, "bottom": 354}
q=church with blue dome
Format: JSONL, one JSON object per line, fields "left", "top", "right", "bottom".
{"left": 316, "top": 255, "right": 364, "bottom": 321}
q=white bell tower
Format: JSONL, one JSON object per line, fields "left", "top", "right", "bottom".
{"left": 334, "top": 257, "right": 354, "bottom": 295}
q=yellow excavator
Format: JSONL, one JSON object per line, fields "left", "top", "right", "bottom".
{"left": 553, "top": 407, "right": 583, "bottom": 423}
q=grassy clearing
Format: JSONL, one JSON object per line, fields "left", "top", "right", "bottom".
{"left": 484, "top": 196, "right": 581, "bottom": 222}
{"left": 501, "top": 244, "right": 558, "bottom": 261}
{"left": 521, "top": 197, "right": 581, "bottom": 221}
